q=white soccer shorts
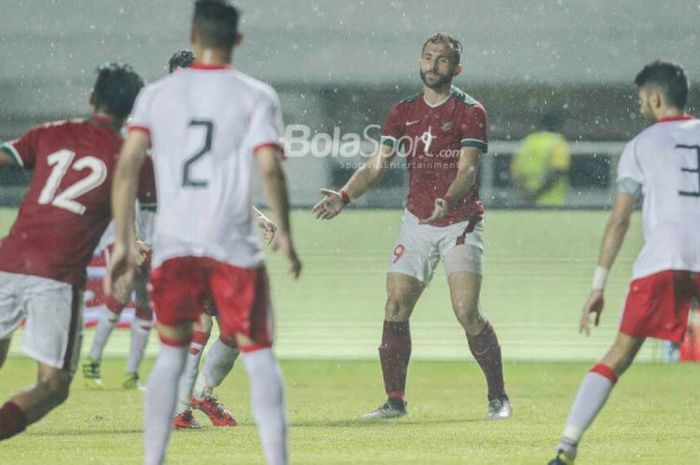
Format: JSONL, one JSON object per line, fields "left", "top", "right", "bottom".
{"left": 387, "top": 209, "right": 484, "bottom": 283}
{"left": 0, "top": 271, "right": 83, "bottom": 376}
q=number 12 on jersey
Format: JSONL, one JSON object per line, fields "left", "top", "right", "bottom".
{"left": 38, "top": 149, "right": 107, "bottom": 215}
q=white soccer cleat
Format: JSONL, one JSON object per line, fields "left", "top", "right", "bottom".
{"left": 485, "top": 395, "right": 512, "bottom": 420}
{"left": 363, "top": 398, "right": 408, "bottom": 420}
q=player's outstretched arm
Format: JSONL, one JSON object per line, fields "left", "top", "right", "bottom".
{"left": 106, "top": 130, "right": 150, "bottom": 295}
{"left": 421, "top": 146, "right": 481, "bottom": 225}
{"left": 255, "top": 146, "right": 301, "bottom": 279}
{"left": 579, "top": 193, "right": 636, "bottom": 335}
{"left": 312, "top": 143, "right": 396, "bottom": 220}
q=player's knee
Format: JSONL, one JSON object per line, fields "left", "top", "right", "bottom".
{"left": 39, "top": 374, "right": 71, "bottom": 406}
{"left": 605, "top": 342, "right": 637, "bottom": 375}
{"left": 454, "top": 303, "right": 482, "bottom": 332}
{"left": 384, "top": 296, "right": 411, "bottom": 321}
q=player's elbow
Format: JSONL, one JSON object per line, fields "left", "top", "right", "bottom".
{"left": 608, "top": 215, "right": 631, "bottom": 232}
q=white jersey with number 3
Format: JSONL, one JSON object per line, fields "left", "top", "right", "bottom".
{"left": 128, "top": 64, "right": 283, "bottom": 269}
{"left": 617, "top": 116, "right": 700, "bottom": 279}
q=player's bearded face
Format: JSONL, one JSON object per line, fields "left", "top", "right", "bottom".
{"left": 420, "top": 43, "right": 457, "bottom": 89}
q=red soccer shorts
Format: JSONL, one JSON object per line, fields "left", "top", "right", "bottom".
{"left": 149, "top": 257, "right": 273, "bottom": 350}
{"left": 620, "top": 270, "right": 700, "bottom": 343}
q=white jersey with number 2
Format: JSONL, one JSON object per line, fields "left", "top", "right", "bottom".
{"left": 617, "top": 116, "right": 700, "bottom": 279}
{"left": 128, "top": 64, "right": 284, "bottom": 269}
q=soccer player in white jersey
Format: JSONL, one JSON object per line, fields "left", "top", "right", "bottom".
{"left": 548, "top": 60, "right": 700, "bottom": 464}
{"left": 107, "top": 2, "right": 301, "bottom": 465}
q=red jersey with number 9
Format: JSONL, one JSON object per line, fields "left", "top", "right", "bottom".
{"left": 0, "top": 117, "right": 122, "bottom": 287}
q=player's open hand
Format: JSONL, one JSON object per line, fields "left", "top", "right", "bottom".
{"left": 135, "top": 240, "right": 151, "bottom": 267}
{"left": 104, "top": 241, "right": 138, "bottom": 296}
{"left": 271, "top": 231, "right": 302, "bottom": 279}
{"left": 256, "top": 212, "right": 277, "bottom": 245}
{"left": 420, "top": 198, "right": 449, "bottom": 225}
{"left": 579, "top": 289, "right": 605, "bottom": 336}
{"left": 312, "top": 188, "right": 345, "bottom": 220}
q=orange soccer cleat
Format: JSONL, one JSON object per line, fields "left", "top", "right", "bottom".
{"left": 191, "top": 396, "right": 238, "bottom": 427}
{"left": 173, "top": 409, "right": 202, "bottom": 429}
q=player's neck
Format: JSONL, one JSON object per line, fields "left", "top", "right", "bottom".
{"left": 89, "top": 111, "right": 123, "bottom": 132}
{"left": 193, "top": 47, "right": 232, "bottom": 68}
{"left": 654, "top": 106, "right": 685, "bottom": 121}
{"left": 423, "top": 85, "right": 452, "bottom": 107}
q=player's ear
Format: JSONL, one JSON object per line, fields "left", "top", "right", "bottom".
{"left": 652, "top": 89, "right": 663, "bottom": 109}
{"left": 234, "top": 33, "right": 244, "bottom": 47}
{"left": 452, "top": 64, "right": 463, "bottom": 77}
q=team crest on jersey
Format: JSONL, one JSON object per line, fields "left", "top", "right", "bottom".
{"left": 441, "top": 121, "right": 453, "bottom": 132}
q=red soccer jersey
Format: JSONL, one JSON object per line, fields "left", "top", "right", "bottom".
{"left": 381, "top": 86, "right": 488, "bottom": 226}
{"left": 0, "top": 116, "right": 123, "bottom": 288}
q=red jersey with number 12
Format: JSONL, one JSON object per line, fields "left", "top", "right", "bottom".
{"left": 381, "top": 86, "right": 488, "bottom": 226}
{"left": 0, "top": 117, "right": 122, "bottom": 287}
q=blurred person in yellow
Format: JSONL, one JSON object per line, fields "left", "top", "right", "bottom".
{"left": 511, "top": 111, "right": 571, "bottom": 206}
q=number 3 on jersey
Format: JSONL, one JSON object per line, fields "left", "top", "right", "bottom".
{"left": 38, "top": 149, "right": 107, "bottom": 215}
{"left": 183, "top": 119, "right": 214, "bottom": 188}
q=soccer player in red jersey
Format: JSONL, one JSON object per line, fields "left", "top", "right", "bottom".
{"left": 107, "top": 2, "right": 300, "bottom": 464}
{"left": 548, "top": 62, "right": 700, "bottom": 465}
{"left": 313, "top": 33, "right": 511, "bottom": 420}
{"left": 0, "top": 63, "right": 144, "bottom": 441}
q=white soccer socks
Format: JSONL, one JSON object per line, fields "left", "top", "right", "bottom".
{"left": 126, "top": 316, "right": 152, "bottom": 374}
{"left": 88, "top": 307, "right": 120, "bottom": 360}
{"left": 242, "top": 348, "right": 288, "bottom": 465}
{"left": 176, "top": 331, "right": 209, "bottom": 413}
{"left": 558, "top": 364, "right": 618, "bottom": 459}
{"left": 193, "top": 337, "right": 240, "bottom": 400}
{"left": 144, "top": 343, "right": 188, "bottom": 465}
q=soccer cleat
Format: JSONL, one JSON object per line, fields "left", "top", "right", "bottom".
{"left": 173, "top": 409, "right": 202, "bottom": 429}
{"left": 363, "top": 398, "right": 408, "bottom": 420}
{"left": 82, "top": 358, "right": 103, "bottom": 388}
{"left": 122, "top": 372, "right": 145, "bottom": 391}
{"left": 547, "top": 450, "right": 575, "bottom": 465}
{"left": 191, "top": 396, "right": 238, "bottom": 426}
{"left": 485, "top": 395, "right": 512, "bottom": 420}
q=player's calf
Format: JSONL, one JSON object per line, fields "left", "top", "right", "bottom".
{"left": 0, "top": 338, "right": 11, "bottom": 368}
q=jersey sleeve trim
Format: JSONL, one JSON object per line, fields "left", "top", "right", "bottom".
{"left": 380, "top": 135, "right": 397, "bottom": 147}
{"left": 460, "top": 139, "right": 488, "bottom": 152}
{"left": 253, "top": 142, "right": 286, "bottom": 159}
{"left": 1, "top": 144, "right": 24, "bottom": 168}
{"left": 128, "top": 125, "right": 151, "bottom": 135}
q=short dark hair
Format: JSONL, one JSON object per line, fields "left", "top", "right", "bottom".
{"left": 422, "top": 32, "right": 462, "bottom": 65}
{"left": 193, "top": 0, "right": 240, "bottom": 50}
{"left": 168, "top": 49, "right": 195, "bottom": 73}
{"left": 634, "top": 60, "right": 689, "bottom": 109}
{"left": 93, "top": 63, "right": 144, "bottom": 119}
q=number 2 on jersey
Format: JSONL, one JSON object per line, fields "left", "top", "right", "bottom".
{"left": 38, "top": 149, "right": 107, "bottom": 215}
{"left": 183, "top": 119, "right": 214, "bottom": 188}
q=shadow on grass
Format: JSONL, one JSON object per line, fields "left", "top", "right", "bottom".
{"left": 291, "top": 417, "right": 484, "bottom": 428}
{"left": 26, "top": 428, "right": 143, "bottom": 437}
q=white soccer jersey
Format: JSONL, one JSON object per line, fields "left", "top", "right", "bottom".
{"left": 128, "top": 64, "right": 283, "bottom": 269}
{"left": 617, "top": 116, "right": 700, "bottom": 279}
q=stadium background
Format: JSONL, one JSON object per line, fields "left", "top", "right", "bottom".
{"left": 2, "top": 0, "right": 700, "bottom": 363}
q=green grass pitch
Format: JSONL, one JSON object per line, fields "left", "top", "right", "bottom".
{"left": 1, "top": 208, "right": 699, "bottom": 464}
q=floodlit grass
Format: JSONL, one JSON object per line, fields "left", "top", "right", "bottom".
{"left": 2, "top": 207, "right": 694, "bottom": 464}
{"left": 1, "top": 358, "right": 699, "bottom": 464}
